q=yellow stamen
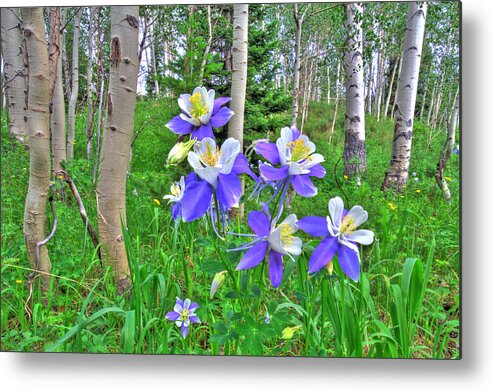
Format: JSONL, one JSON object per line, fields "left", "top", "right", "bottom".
{"left": 288, "top": 139, "right": 311, "bottom": 162}
{"left": 279, "top": 223, "right": 295, "bottom": 248}
{"left": 189, "top": 92, "right": 209, "bottom": 119}
{"left": 170, "top": 184, "right": 181, "bottom": 197}
{"left": 340, "top": 215, "right": 356, "bottom": 235}
{"left": 180, "top": 308, "right": 189, "bottom": 321}
{"left": 200, "top": 142, "right": 221, "bottom": 167}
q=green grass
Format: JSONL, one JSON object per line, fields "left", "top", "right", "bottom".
{"left": 1, "top": 98, "right": 459, "bottom": 357}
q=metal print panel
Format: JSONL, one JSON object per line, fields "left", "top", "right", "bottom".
{"left": 0, "top": 1, "right": 460, "bottom": 358}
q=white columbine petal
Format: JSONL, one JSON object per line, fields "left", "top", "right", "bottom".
{"left": 180, "top": 112, "right": 200, "bottom": 127}
{"left": 276, "top": 127, "right": 292, "bottom": 166}
{"left": 302, "top": 153, "right": 324, "bottom": 169}
{"left": 329, "top": 197, "right": 344, "bottom": 228}
{"left": 345, "top": 229, "right": 374, "bottom": 245}
{"left": 175, "top": 320, "right": 183, "bottom": 327}
{"left": 267, "top": 227, "right": 284, "bottom": 255}
{"left": 219, "top": 138, "right": 240, "bottom": 175}
{"left": 282, "top": 214, "right": 299, "bottom": 230}
{"left": 197, "top": 166, "right": 221, "bottom": 188}
{"left": 285, "top": 236, "right": 302, "bottom": 256}
{"left": 173, "top": 303, "right": 183, "bottom": 313}
{"left": 178, "top": 94, "right": 192, "bottom": 115}
{"left": 347, "top": 205, "right": 368, "bottom": 227}
{"left": 183, "top": 298, "right": 191, "bottom": 310}
{"left": 187, "top": 151, "right": 202, "bottom": 171}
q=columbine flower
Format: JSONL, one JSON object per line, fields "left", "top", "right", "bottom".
{"left": 165, "top": 297, "right": 200, "bottom": 338}
{"left": 210, "top": 270, "right": 227, "bottom": 299}
{"left": 167, "top": 139, "right": 196, "bottom": 166}
{"left": 264, "top": 312, "right": 271, "bottom": 324}
{"left": 235, "top": 209, "right": 302, "bottom": 288}
{"left": 166, "top": 86, "right": 234, "bottom": 140}
{"left": 183, "top": 137, "right": 256, "bottom": 220}
{"left": 452, "top": 144, "right": 460, "bottom": 155}
{"left": 254, "top": 127, "right": 325, "bottom": 198}
{"left": 298, "top": 196, "right": 374, "bottom": 282}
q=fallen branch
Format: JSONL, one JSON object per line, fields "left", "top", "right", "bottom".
{"left": 56, "top": 169, "right": 102, "bottom": 261}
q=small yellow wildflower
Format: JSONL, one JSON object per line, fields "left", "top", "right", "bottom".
{"left": 282, "top": 325, "right": 302, "bottom": 340}
{"left": 388, "top": 202, "right": 397, "bottom": 211}
{"left": 415, "top": 189, "right": 421, "bottom": 193}
{"left": 153, "top": 198, "right": 161, "bottom": 206}
{"left": 343, "top": 175, "right": 349, "bottom": 181}
{"left": 444, "top": 176, "right": 452, "bottom": 182}
{"left": 16, "top": 279, "right": 23, "bottom": 284}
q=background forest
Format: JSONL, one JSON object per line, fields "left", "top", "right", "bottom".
{"left": 1, "top": 1, "right": 460, "bottom": 358}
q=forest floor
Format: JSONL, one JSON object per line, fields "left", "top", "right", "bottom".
{"left": 1, "top": 98, "right": 460, "bottom": 357}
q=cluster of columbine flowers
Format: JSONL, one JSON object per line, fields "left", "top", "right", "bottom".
{"left": 163, "top": 86, "right": 374, "bottom": 338}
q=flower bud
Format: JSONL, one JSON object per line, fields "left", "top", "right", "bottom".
{"left": 167, "top": 139, "right": 196, "bottom": 166}
{"left": 210, "top": 270, "right": 227, "bottom": 299}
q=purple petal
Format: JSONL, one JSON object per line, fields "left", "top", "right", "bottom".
{"left": 292, "top": 174, "right": 317, "bottom": 197}
{"left": 308, "top": 163, "right": 326, "bottom": 178}
{"left": 216, "top": 172, "right": 242, "bottom": 212}
{"left": 291, "top": 127, "right": 301, "bottom": 140}
{"left": 269, "top": 250, "right": 284, "bottom": 288}
{"left": 192, "top": 124, "right": 214, "bottom": 140}
{"left": 232, "top": 153, "right": 257, "bottom": 181}
{"left": 165, "top": 311, "right": 180, "bottom": 321}
{"left": 181, "top": 324, "right": 189, "bottom": 338}
{"left": 338, "top": 242, "right": 360, "bottom": 282}
{"left": 181, "top": 180, "right": 213, "bottom": 222}
{"left": 166, "top": 115, "right": 194, "bottom": 135}
{"left": 189, "top": 315, "right": 200, "bottom": 324}
{"left": 210, "top": 106, "right": 234, "bottom": 128}
{"left": 308, "top": 236, "right": 339, "bottom": 273}
{"left": 189, "top": 302, "right": 199, "bottom": 311}
{"left": 259, "top": 163, "right": 289, "bottom": 181}
{"left": 254, "top": 142, "right": 280, "bottom": 165}
{"left": 236, "top": 241, "right": 269, "bottom": 270}
{"left": 297, "top": 216, "right": 330, "bottom": 237}
{"left": 171, "top": 203, "right": 181, "bottom": 221}
{"left": 185, "top": 172, "right": 198, "bottom": 185}
{"left": 213, "top": 97, "right": 231, "bottom": 115}
{"left": 248, "top": 210, "right": 270, "bottom": 237}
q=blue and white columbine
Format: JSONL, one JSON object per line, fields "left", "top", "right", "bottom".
{"left": 236, "top": 209, "right": 302, "bottom": 288}
{"left": 166, "top": 86, "right": 234, "bottom": 140}
{"left": 297, "top": 196, "right": 374, "bottom": 281}
{"left": 165, "top": 297, "right": 201, "bottom": 338}
{"left": 254, "top": 127, "right": 326, "bottom": 198}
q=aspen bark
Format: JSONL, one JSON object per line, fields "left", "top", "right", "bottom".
{"left": 290, "top": 4, "right": 304, "bottom": 128}
{"left": 435, "top": 87, "right": 459, "bottom": 201}
{"left": 96, "top": 6, "right": 139, "bottom": 292}
{"left": 228, "top": 4, "right": 248, "bottom": 149}
{"left": 67, "top": 8, "right": 81, "bottom": 160}
{"left": 329, "top": 60, "right": 341, "bottom": 145}
{"left": 343, "top": 3, "right": 366, "bottom": 176}
{"left": 1, "top": 8, "right": 28, "bottom": 140}
{"left": 49, "top": 7, "right": 66, "bottom": 175}
{"left": 22, "top": 7, "right": 52, "bottom": 287}
{"left": 198, "top": 5, "right": 212, "bottom": 83}
{"left": 382, "top": 2, "right": 427, "bottom": 191}
{"left": 228, "top": 4, "right": 248, "bottom": 218}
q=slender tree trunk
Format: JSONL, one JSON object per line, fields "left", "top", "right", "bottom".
{"left": 329, "top": 60, "right": 341, "bottom": 145}
{"left": 61, "top": 8, "right": 71, "bottom": 103}
{"left": 149, "top": 23, "right": 160, "bottom": 97}
{"left": 343, "top": 3, "right": 366, "bottom": 176}
{"left": 1, "top": 8, "right": 28, "bottom": 140}
{"left": 435, "top": 87, "right": 459, "bottom": 201}
{"left": 427, "top": 82, "right": 436, "bottom": 126}
{"left": 67, "top": 8, "right": 81, "bottom": 160}
{"left": 326, "top": 65, "right": 331, "bottom": 106}
{"left": 198, "top": 5, "right": 212, "bottom": 83}
{"left": 228, "top": 4, "right": 248, "bottom": 218}
{"left": 419, "top": 67, "right": 432, "bottom": 122}
{"left": 92, "top": 78, "right": 105, "bottom": 184}
{"left": 49, "top": 7, "right": 66, "bottom": 175}
{"left": 96, "top": 6, "right": 139, "bottom": 293}
{"left": 365, "top": 56, "right": 372, "bottom": 114}
{"left": 382, "top": 2, "right": 428, "bottom": 191}
{"left": 86, "top": 7, "right": 95, "bottom": 159}
{"left": 21, "top": 7, "right": 52, "bottom": 288}
{"left": 290, "top": 4, "right": 304, "bottom": 128}
{"left": 384, "top": 55, "right": 400, "bottom": 118}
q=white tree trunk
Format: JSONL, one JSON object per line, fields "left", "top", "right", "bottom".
{"left": 435, "top": 87, "right": 459, "bottom": 201}
{"left": 1, "top": 8, "right": 28, "bottom": 140}
{"left": 384, "top": 55, "right": 400, "bottom": 118}
{"left": 290, "top": 4, "right": 304, "bottom": 128}
{"left": 21, "top": 7, "right": 52, "bottom": 288}
{"left": 343, "top": 3, "right": 366, "bottom": 176}
{"left": 67, "top": 9, "right": 81, "bottom": 160}
{"left": 382, "top": 2, "right": 428, "bottom": 191}
{"left": 228, "top": 4, "right": 248, "bottom": 149}
{"left": 86, "top": 7, "right": 95, "bottom": 159}
{"left": 328, "top": 60, "right": 341, "bottom": 144}
{"left": 96, "top": 6, "right": 139, "bottom": 293}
